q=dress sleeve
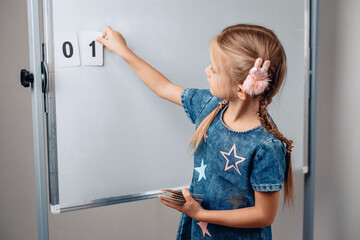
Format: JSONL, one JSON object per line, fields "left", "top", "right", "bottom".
{"left": 250, "top": 138, "right": 287, "bottom": 192}
{"left": 181, "top": 88, "right": 214, "bottom": 124}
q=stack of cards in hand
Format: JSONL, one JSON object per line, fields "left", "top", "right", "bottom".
{"left": 160, "top": 189, "right": 203, "bottom": 205}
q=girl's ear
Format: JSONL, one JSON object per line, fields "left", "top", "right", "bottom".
{"left": 236, "top": 84, "right": 248, "bottom": 101}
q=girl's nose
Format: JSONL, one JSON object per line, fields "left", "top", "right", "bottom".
{"left": 205, "top": 65, "right": 210, "bottom": 77}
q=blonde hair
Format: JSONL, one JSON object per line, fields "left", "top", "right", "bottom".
{"left": 190, "top": 24, "right": 294, "bottom": 208}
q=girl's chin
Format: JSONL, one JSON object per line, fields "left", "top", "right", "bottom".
{"left": 210, "top": 89, "right": 224, "bottom": 99}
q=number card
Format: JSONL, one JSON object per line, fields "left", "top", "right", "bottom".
{"left": 79, "top": 32, "right": 103, "bottom": 66}
{"left": 54, "top": 32, "right": 80, "bottom": 67}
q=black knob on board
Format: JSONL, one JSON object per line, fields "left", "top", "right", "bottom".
{"left": 20, "top": 69, "right": 34, "bottom": 88}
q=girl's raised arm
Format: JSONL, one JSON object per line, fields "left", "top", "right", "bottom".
{"left": 96, "top": 26, "right": 184, "bottom": 106}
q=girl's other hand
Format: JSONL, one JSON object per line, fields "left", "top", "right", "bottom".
{"left": 159, "top": 188, "right": 206, "bottom": 221}
{"left": 96, "top": 25, "right": 130, "bottom": 58}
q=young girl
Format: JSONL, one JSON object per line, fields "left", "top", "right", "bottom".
{"left": 96, "top": 24, "right": 294, "bottom": 240}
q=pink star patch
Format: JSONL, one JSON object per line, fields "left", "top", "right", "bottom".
{"left": 197, "top": 221, "right": 212, "bottom": 237}
{"left": 220, "top": 143, "right": 246, "bottom": 175}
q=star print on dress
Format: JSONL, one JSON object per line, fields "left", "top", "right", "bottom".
{"left": 220, "top": 143, "right": 246, "bottom": 175}
{"left": 226, "top": 191, "right": 246, "bottom": 209}
{"left": 197, "top": 221, "right": 212, "bottom": 237}
{"left": 195, "top": 159, "right": 207, "bottom": 181}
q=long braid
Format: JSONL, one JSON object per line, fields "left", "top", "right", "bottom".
{"left": 258, "top": 95, "right": 294, "bottom": 208}
{"left": 190, "top": 100, "right": 229, "bottom": 154}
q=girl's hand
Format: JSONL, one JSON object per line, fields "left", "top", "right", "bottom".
{"left": 96, "top": 25, "right": 130, "bottom": 58}
{"left": 159, "top": 188, "right": 205, "bottom": 221}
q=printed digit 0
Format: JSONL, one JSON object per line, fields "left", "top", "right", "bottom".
{"left": 62, "top": 41, "right": 74, "bottom": 58}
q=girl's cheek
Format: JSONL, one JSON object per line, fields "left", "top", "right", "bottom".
{"left": 210, "top": 73, "right": 215, "bottom": 80}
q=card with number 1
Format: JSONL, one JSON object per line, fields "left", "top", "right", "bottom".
{"left": 79, "top": 32, "right": 103, "bottom": 66}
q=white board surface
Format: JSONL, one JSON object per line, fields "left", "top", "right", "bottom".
{"left": 46, "top": 0, "right": 309, "bottom": 212}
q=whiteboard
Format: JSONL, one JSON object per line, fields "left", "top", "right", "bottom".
{"left": 44, "top": 0, "right": 309, "bottom": 213}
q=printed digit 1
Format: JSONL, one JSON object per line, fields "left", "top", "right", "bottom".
{"left": 89, "top": 41, "right": 96, "bottom": 57}
{"left": 62, "top": 41, "right": 73, "bottom": 58}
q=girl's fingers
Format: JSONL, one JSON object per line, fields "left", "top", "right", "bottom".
{"left": 158, "top": 196, "right": 181, "bottom": 211}
{"left": 102, "top": 25, "right": 113, "bottom": 38}
{"left": 182, "top": 188, "right": 193, "bottom": 202}
{"left": 105, "top": 25, "right": 113, "bottom": 31}
{"left": 95, "top": 37, "right": 106, "bottom": 45}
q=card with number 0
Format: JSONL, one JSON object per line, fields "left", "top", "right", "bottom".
{"left": 54, "top": 32, "right": 80, "bottom": 67}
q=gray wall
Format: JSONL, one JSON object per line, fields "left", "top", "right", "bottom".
{"left": 314, "top": 0, "right": 360, "bottom": 239}
{"left": 2, "top": 0, "right": 358, "bottom": 239}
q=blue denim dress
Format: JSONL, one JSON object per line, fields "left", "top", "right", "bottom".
{"left": 177, "top": 88, "right": 286, "bottom": 240}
